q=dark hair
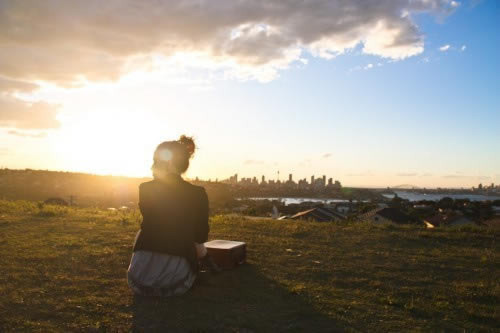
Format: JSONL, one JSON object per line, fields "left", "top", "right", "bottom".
{"left": 152, "top": 135, "right": 195, "bottom": 175}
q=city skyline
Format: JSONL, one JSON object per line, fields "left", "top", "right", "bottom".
{"left": 208, "top": 172, "right": 497, "bottom": 190}
{"left": 0, "top": 1, "right": 499, "bottom": 188}
{"left": 222, "top": 173, "right": 342, "bottom": 188}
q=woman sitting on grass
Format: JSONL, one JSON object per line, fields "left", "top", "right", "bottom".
{"left": 127, "top": 135, "right": 219, "bottom": 297}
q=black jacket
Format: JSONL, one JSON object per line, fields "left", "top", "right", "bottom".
{"left": 133, "top": 175, "right": 209, "bottom": 269}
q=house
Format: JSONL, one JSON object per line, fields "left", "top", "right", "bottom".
{"left": 424, "top": 213, "right": 475, "bottom": 228}
{"left": 290, "top": 207, "right": 346, "bottom": 222}
{"left": 362, "top": 207, "right": 413, "bottom": 225}
{"left": 329, "top": 203, "right": 351, "bottom": 214}
{"left": 413, "top": 204, "right": 433, "bottom": 211}
{"left": 483, "top": 217, "right": 500, "bottom": 228}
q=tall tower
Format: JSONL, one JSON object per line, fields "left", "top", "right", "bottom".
{"left": 311, "top": 175, "right": 315, "bottom": 184}
{"left": 289, "top": 174, "right": 293, "bottom": 182}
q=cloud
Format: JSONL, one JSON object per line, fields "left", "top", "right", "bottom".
{"left": 364, "top": 64, "right": 374, "bottom": 70}
{"left": 397, "top": 172, "right": 418, "bottom": 177}
{"left": 322, "top": 153, "right": 332, "bottom": 158}
{"left": 442, "top": 174, "right": 467, "bottom": 179}
{"left": 439, "top": 44, "right": 451, "bottom": 51}
{"left": 442, "top": 174, "right": 491, "bottom": 180}
{"left": 461, "top": 45, "right": 466, "bottom": 51}
{"left": 0, "top": 0, "right": 459, "bottom": 84}
{"left": 0, "top": 77, "right": 39, "bottom": 93}
{"left": 7, "top": 130, "right": 47, "bottom": 138}
{"left": 0, "top": 95, "right": 60, "bottom": 129}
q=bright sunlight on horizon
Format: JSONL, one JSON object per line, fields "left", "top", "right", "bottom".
{"left": 1, "top": 0, "right": 499, "bottom": 188}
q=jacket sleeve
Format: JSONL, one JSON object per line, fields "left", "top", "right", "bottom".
{"left": 194, "top": 187, "right": 209, "bottom": 243}
{"left": 138, "top": 183, "right": 153, "bottom": 229}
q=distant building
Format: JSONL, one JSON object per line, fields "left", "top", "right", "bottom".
{"left": 362, "top": 207, "right": 413, "bottom": 225}
{"left": 290, "top": 207, "right": 346, "bottom": 222}
{"left": 332, "top": 203, "right": 351, "bottom": 214}
{"left": 484, "top": 218, "right": 500, "bottom": 228}
{"left": 298, "top": 178, "right": 308, "bottom": 190}
{"left": 424, "top": 214, "right": 475, "bottom": 228}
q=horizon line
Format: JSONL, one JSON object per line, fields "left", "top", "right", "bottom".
{"left": 0, "top": 166, "right": 491, "bottom": 190}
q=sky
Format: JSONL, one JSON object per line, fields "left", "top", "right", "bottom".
{"left": 0, "top": 0, "right": 499, "bottom": 188}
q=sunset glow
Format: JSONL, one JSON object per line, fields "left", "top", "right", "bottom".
{"left": 0, "top": 0, "right": 499, "bottom": 188}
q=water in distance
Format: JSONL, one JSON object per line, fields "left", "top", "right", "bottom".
{"left": 244, "top": 191, "right": 500, "bottom": 205}
{"left": 383, "top": 191, "right": 500, "bottom": 202}
{"left": 243, "top": 197, "right": 353, "bottom": 206}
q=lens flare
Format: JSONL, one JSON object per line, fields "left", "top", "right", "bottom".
{"left": 158, "top": 149, "right": 172, "bottom": 162}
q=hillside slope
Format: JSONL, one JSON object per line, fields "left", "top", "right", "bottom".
{"left": 0, "top": 201, "right": 498, "bottom": 331}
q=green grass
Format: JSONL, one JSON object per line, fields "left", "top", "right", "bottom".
{"left": 0, "top": 200, "right": 498, "bottom": 332}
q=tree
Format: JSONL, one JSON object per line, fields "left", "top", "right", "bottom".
{"left": 437, "top": 197, "right": 454, "bottom": 210}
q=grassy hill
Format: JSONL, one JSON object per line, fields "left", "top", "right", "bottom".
{"left": 0, "top": 200, "right": 498, "bottom": 332}
{"left": 0, "top": 169, "right": 233, "bottom": 210}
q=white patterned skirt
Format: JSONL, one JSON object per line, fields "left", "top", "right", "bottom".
{"left": 127, "top": 250, "right": 197, "bottom": 297}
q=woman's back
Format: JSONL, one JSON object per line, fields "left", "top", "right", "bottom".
{"left": 133, "top": 175, "right": 209, "bottom": 269}
{"left": 127, "top": 135, "right": 215, "bottom": 297}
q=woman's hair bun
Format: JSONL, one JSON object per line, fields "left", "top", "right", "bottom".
{"left": 178, "top": 135, "right": 195, "bottom": 157}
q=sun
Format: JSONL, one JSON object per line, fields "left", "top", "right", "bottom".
{"left": 51, "top": 111, "right": 165, "bottom": 177}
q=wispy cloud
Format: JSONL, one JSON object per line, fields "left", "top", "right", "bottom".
{"left": 461, "top": 45, "right": 467, "bottom": 51}
{"left": 442, "top": 174, "right": 491, "bottom": 180}
{"left": 0, "top": 77, "right": 39, "bottom": 94}
{"left": 322, "top": 153, "right": 332, "bottom": 158}
{"left": 0, "top": 96, "right": 60, "bottom": 130}
{"left": 8, "top": 130, "right": 47, "bottom": 138}
{"left": 439, "top": 44, "right": 451, "bottom": 52}
{"left": 397, "top": 172, "right": 417, "bottom": 177}
{"left": 350, "top": 62, "right": 382, "bottom": 72}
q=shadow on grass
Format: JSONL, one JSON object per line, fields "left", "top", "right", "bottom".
{"left": 130, "top": 264, "right": 342, "bottom": 332}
